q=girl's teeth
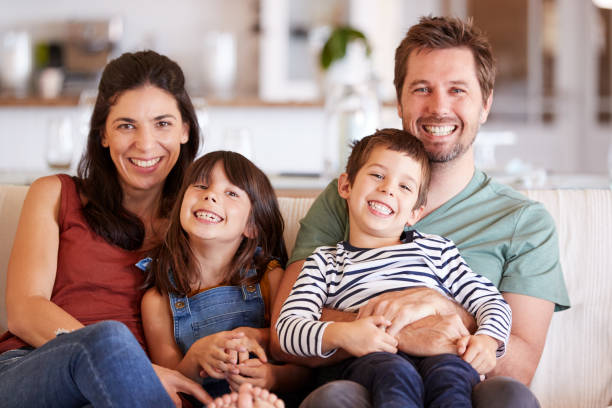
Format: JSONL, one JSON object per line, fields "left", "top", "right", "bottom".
{"left": 424, "top": 125, "right": 455, "bottom": 136}
{"left": 195, "top": 211, "right": 222, "bottom": 222}
{"left": 368, "top": 201, "right": 392, "bottom": 215}
{"left": 131, "top": 158, "right": 161, "bottom": 168}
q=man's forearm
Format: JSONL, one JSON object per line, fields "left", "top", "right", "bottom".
{"left": 396, "top": 314, "right": 469, "bottom": 356}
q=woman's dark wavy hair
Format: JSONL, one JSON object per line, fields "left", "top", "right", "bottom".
{"left": 146, "top": 151, "right": 288, "bottom": 296}
{"left": 76, "top": 50, "right": 201, "bottom": 250}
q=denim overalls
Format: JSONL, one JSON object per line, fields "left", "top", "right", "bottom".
{"left": 136, "top": 257, "right": 267, "bottom": 398}
{"left": 169, "top": 269, "right": 265, "bottom": 397}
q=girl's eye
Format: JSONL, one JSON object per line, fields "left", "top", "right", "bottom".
{"left": 369, "top": 173, "right": 383, "bottom": 180}
{"left": 226, "top": 190, "right": 239, "bottom": 198}
{"left": 400, "top": 184, "right": 412, "bottom": 192}
{"left": 193, "top": 184, "right": 207, "bottom": 190}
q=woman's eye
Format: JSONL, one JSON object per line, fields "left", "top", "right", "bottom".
{"left": 118, "top": 123, "right": 135, "bottom": 130}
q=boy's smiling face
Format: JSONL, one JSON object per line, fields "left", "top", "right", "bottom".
{"left": 338, "top": 145, "right": 425, "bottom": 248}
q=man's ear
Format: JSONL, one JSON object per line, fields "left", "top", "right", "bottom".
{"left": 479, "top": 91, "right": 494, "bottom": 124}
{"left": 396, "top": 101, "right": 403, "bottom": 121}
{"left": 405, "top": 205, "right": 425, "bottom": 227}
{"left": 338, "top": 173, "right": 351, "bottom": 199}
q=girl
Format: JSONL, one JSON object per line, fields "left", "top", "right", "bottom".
{"left": 142, "top": 150, "right": 304, "bottom": 404}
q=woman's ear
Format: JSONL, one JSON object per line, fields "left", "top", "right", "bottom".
{"left": 101, "top": 132, "right": 109, "bottom": 148}
{"left": 338, "top": 173, "right": 351, "bottom": 199}
{"left": 180, "top": 124, "right": 189, "bottom": 144}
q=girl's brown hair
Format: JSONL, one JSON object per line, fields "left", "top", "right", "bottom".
{"left": 146, "top": 151, "right": 287, "bottom": 296}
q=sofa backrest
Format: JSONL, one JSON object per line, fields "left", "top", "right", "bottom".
{"left": 0, "top": 184, "right": 611, "bottom": 408}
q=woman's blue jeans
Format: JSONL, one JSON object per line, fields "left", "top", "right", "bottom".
{"left": 0, "top": 321, "right": 175, "bottom": 407}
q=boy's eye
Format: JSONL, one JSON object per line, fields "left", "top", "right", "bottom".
{"left": 369, "top": 173, "right": 383, "bottom": 180}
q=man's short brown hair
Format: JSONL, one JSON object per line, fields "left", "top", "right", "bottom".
{"left": 394, "top": 16, "right": 496, "bottom": 104}
{"left": 346, "top": 128, "right": 431, "bottom": 209}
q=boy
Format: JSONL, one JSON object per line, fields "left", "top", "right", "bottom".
{"left": 276, "top": 128, "right": 511, "bottom": 407}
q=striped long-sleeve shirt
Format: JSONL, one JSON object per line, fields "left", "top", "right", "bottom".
{"left": 276, "top": 230, "right": 512, "bottom": 359}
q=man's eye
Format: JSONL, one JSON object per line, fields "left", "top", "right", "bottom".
{"left": 414, "top": 87, "right": 430, "bottom": 94}
{"left": 451, "top": 88, "right": 466, "bottom": 94}
{"left": 157, "top": 121, "right": 171, "bottom": 127}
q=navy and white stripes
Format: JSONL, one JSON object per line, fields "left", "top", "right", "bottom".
{"left": 276, "top": 231, "right": 511, "bottom": 358}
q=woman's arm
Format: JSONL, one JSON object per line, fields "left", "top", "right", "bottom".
{"left": 6, "top": 176, "right": 84, "bottom": 347}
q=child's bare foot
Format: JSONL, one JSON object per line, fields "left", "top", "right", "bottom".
{"left": 207, "top": 383, "right": 284, "bottom": 408}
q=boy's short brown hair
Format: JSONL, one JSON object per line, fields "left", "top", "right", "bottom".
{"left": 345, "top": 128, "right": 431, "bottom": 209}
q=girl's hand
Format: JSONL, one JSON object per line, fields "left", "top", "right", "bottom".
{"left": 457, "top": 334, "right": 499, "bottom": 374}
{"left": 339, "top": 316, "right": 398, "bottom": 357}
{"left": 224, "top": 332, "right": 268, "bottom": 366}
{"left": 189, "top": 331, "right": 245, "bottom": 379}
{"left": 225, "top": 358, "right": 275, "bottom": 391}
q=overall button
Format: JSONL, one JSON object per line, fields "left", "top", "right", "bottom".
{"left": 175, "top": 301, "right": 185, "bottom": 309}
{"left": 246, "top": 285, "right": 256, "bottom": 293}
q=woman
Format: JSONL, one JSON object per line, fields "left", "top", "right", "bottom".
{"left": 0, "top": 50, "right": 210, "bottom": 407}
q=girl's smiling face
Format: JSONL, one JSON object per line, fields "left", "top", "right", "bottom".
{"left": 102, "top": 84, "right": 189, "bottom": 195}
{"left": 180, "top": 160, "right": 253, "bottom": 247}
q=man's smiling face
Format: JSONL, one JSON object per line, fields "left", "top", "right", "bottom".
{"left": 397, "top": 47, "right": 492, "bottom": 163}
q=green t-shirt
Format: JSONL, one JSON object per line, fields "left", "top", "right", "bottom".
{"left": 289, "top": 170, "right": 570, "bottom": 311}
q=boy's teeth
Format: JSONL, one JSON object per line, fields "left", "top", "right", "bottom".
{"left": 195, "top": 211, "right": 222, "bottom": 222}
{"left": 131, "top": 157, "right": 161, "bottom": 168}
{"left": 368, "top": 201, "right": 392, "bottom": 215}
{"left": 424, "top": 125, "right": 455, "bottom": 136}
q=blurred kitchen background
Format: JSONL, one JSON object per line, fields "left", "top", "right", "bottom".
{"left": 0, "top": 0, "right": 611, "bottom": 192}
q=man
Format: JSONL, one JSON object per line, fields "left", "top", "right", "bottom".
{"left": 270, "top": 16, "right": 570, "bottom": 408}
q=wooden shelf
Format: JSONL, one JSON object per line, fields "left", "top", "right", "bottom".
{"left": 0, "top": 94, "right": 396, "bottom": 108}
{"left": 0, "top": 94, "right": 81, "bottom": 107}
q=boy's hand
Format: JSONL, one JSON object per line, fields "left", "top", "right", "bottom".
{"left": 331, "top": 316, "right": 398, "bottom": 357}
{"left": 457, "top": 334, "right": 499, "bottom": 374}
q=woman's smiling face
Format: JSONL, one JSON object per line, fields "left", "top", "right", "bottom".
{"left": 102, "top": 84, "right": 189, "bottom": 195}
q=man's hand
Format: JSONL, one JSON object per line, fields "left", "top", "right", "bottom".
{"left": 457, "top": 334, "right": 499, "bottom": 374}
{"left": 152, "top": 364, "right": 212, "bottom": 407}
{"left": 358, "top": 287, "right": 475, "bottom": 336}
{"left": 396, "top": 314, "right": 469, "bottom": 356}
